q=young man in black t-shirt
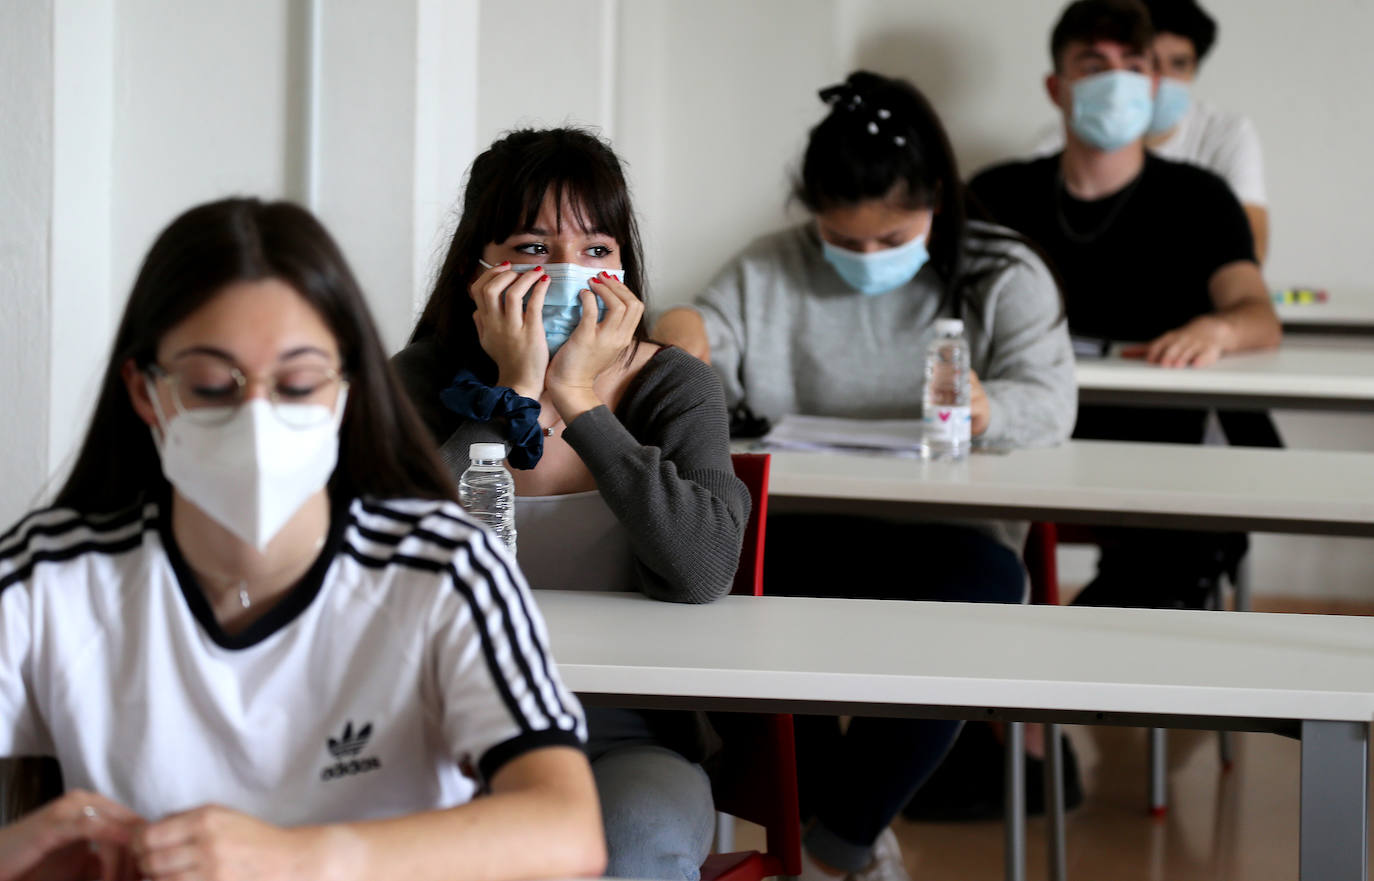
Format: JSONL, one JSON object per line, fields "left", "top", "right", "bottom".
{"left": 968, "top": 0, "right": 1280, "bottom": 607}
{"left": 902, "top": 0, "right": 1284, "bottom": 827}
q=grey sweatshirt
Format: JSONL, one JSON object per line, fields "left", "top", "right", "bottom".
{"left": 391, "top": 341, "right": 751, "bottom": 606}
{"left": 694, "top": 221, "right": 1078, "bottom": 551}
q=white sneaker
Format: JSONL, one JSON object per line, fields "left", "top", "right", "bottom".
{"left": 790, "top": 845, "right": 847, "bottom": 881}
{"left": 852, "top": 827, "right": 912, "bottom": 881}
{"left": 789, "top": 827, "right": 911, "bottom": 881}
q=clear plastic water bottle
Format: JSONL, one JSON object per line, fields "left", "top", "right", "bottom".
{"left": 921, "top": 318, "right": 971, "bottom": 461}
{"left": 458, "top": 443, "right": 517, "bottom": 553}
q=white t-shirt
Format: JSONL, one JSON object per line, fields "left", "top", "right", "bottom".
{"left": 1032, "top": 98, "right": 1267, "bottom": 205}
{"left": 0, "top": 495, "right": 585, "bottom": 825}
{"left": 513, "top": 491, "right": 636, "bottom": 593}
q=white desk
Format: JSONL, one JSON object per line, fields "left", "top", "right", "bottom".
{"left": 753, "top": 440, "right": 1374, "bottom": 537}
{"left": 539, "top": 590, "right": 1372, "bottom": 880}
{"left": 1074, "top": 345, "right": 1374, "bottom": 411}
{"left": 1279, "top": 301, "right": 1374, "bottom": 337}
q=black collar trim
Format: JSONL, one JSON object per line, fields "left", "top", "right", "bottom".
{"left": 158, "top": 493, "right": 352, "bottom": 651}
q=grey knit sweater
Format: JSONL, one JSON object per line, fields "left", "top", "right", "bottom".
{"left": 391, "top": 341, "right": 751, "bottom": 606}
{"left": 693, "top": 221, "right": 1078, "bottom": 552}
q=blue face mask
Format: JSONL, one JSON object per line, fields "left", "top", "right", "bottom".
{"left": 821, "top": 233, "right": 930, "bottom": 295}
{"left": 479, "top": 260, "right": 607, "bottom": 354}
{"left": 1147, "top": 77, "right": 1191, "bottom": 136}
{"left": 1069, "top": 70, "right": 1154, "bottom": 152}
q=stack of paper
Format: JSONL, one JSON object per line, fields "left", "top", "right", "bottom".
{"left": 759, "top": 414, "right": 923, "bottom": 457}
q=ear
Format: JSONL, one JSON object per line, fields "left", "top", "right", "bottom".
{"left": 121, "top": 359, "right": 160, "bottom": 431}
{"left": 1045, "top": 73, "right": 1063, "bottom": 108}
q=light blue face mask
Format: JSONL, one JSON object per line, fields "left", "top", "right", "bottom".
{"left": 479, "top": 260, "right": 607, "bottom": 354}
{"left": 1070, "top": 70, "right": 1154, "bottom": 152}
{"left": 821, "top": 233, "right": 930, "bottom": 295}
{"left": 1147, "top": 77, "right": 1191, "bottom": 136}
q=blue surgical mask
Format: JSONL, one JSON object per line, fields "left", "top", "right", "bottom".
{"left": 1147, "top": 77, "right": 1191, "bottom": 136}
{"left": 478, "top": 260, "right": 607, "bottom": 354}
{"left": 1069, "top": 70, "right": 1153, "bottom": 152}
{"left": 821, "top": 233, "right": 930, "bottom": 295}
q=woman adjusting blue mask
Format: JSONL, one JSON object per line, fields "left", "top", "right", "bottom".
{"left": 479, "top": 259, "right": 606, "bottom": 354}
{"left": 822, "top": 233, "right": 930, "bottom": 295}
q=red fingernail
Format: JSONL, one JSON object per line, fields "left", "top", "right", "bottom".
{"left": 613, "top": 274, "right": 621, "bottom": 281}
{"left": 541, "top": 275, "right": 549, "bottom": 282}
{"left": 499, "top": 261, "right": 510, "bottom": 267}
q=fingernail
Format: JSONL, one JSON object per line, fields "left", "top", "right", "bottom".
{"left": 541, "top": 275, "right": 549, "bottom": 282}
{"left": 499, "top": 261, "right": 510, "bottom": 267}
{"left": 613, "top": 274, "right": 621, "bottom": 281}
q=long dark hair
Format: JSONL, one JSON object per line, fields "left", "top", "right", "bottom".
{"left": 794, "top": 70, "right": 1037, "bottom": 318}
{"left": 411, "top": 127, "right": 649, "bottom": 384}
{"left": 52, "top": 197, "right": 457, "bottom": 514}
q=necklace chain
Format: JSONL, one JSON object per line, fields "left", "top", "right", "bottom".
{"left": 196, "top": 534, "right": 325, "bottom": 611}
{"left": 1053, "top": 168, "right": 1144, "bottom": 245}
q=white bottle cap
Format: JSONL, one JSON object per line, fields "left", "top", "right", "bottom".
{"left": 934, "top": 318, "right": 965, "bottom": 335}
{"left": 469, "top": 443, "right": 508, "bottom": 461}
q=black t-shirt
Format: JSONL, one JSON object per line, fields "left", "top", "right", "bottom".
{"left": 968, "top": 153, "right": 1257, "bottom": 444}
{"left": 969, "top": 153, "right": 1255, "bottom": 340}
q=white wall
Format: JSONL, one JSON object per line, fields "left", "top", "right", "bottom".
{"left": 0, "top": 2, "right": 54, "bottom": 528}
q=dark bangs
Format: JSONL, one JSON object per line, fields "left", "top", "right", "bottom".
{"left": 413, "top": 127, "right": 648, "bottom": 385}
{"left": 1051, "top": 0, "right": 1155, "bottom": 69}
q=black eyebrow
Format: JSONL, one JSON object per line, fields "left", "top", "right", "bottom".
{"left": 169, "top": 345, "right": 333, "bottom": 363}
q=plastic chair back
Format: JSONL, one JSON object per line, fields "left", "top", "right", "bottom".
{"left": 702, "top": 453, "right": 801, "bottom": 881}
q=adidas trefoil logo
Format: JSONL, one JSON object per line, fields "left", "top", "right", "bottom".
{"left": 328, "top": 720, "right": 371, "bottom": 758}
{"left": 320, "top": 719, "right": 382, "bottom": 781}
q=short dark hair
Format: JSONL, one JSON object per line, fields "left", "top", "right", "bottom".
{"left": 412, "top": 127, "right": 648, "bottom": 384}
{"left": 1143, "top": 0, "right": 1218, "bottom": 63}
{"left": 51, "top": 198, "right": 458, "bottom": 515}
{"left": 1050, "top": 0, "right": 1155, "bottom": 71}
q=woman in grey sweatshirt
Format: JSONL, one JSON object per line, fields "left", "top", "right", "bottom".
{"left": 654, "top": 72, "right": 1077, "bottom": 880}
{"left": 393, "top": 128, "right": 749, "bottom": 881}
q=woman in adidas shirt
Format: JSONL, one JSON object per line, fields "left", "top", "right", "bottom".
{"left": 0, "top": 199, "right": 604, "bottom": 881}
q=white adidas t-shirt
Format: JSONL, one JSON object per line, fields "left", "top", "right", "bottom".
{"left": 1031, "top": 98, "right": 1267, "bottom": 205}
{"left": 0, "top": 495, "right": 585, "bottom": 825}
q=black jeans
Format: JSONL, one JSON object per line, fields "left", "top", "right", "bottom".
{"left": 1069, "top": 403, "right": 1273, "bottom": 610}
{"left": 765, "top": 516, "right": 1025, "bottom": 868}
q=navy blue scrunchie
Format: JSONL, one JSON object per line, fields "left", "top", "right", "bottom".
{"left": 438, "top": 369, "right": 543, "bottom": 469}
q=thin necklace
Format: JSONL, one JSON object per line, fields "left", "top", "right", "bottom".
{"left": 1054, "top": 167, "right": 1144, "bottom": 245}
{"left": 196, "top": 535, "right": 326, "bottom": 610}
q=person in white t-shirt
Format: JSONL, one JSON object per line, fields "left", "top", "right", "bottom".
{"left": 0, "top": 198, "right": 604, "bottom": 881}
{"left": 1033, "top": 0, "right": 1269, "bottom": 261}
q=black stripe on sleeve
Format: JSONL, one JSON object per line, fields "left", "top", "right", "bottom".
{"left": 462, "top": 531, "right": 579, "bottom": 733}
{"left": 477, "top": 728, "right": 585, "bottom": 786}
{"left": 0, "top": 532, "right": 149, "bottom": 595}
{"left": 340, "top": 542, "right": 536, "bottom": 735}
{"left": 0, "top": 504, "right": 151, "bottom": 565}
{"left": 351, "top": 501, "right": 578, "bottom": 732}
{"left": 457, "top": 531, "right": 576, "bottom": 733}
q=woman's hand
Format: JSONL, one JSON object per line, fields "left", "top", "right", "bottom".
{"left": 133, "top": 805, "right": 336, "bottom": 881}
{"left": 468, "top": 262, "right": 552, "bottom": 399}
{"left": 969, "top": 370, "right": 990, "bottom": 437}
{"left": 0, "top": 789, "right": 144, "bottom": 881}
{"left": 546, "top": 272, "right": 643, "bottom": 422}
